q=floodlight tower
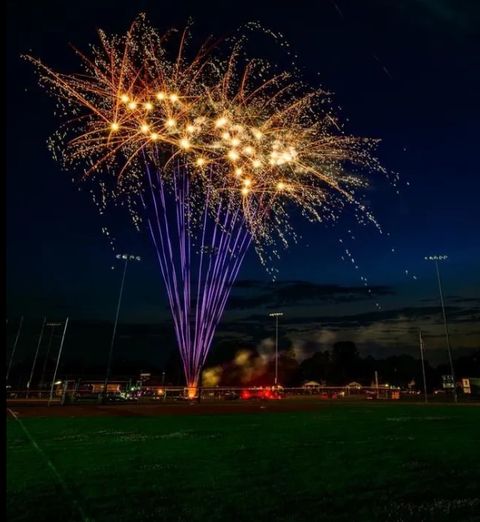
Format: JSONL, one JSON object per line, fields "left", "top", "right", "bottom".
{"left": 6, "top": 316, "right": 24, "bottom": 383}
{"left": 424, "top": 254, "right": 457, "bottom": 402}
{"left": 103, "top": 254, "right": 141, "bottom": 395}
{"left": 269, "top": 312, "right": 284, "bottom": 386}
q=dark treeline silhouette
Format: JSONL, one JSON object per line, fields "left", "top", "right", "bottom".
{"left": 6, "top": 330, "right": 480, "bottom": 390}
{"left": 293, "top": 344, "right": 478, "bottom": 389}
{"left": 201, "top": 341, "right": 480, "bottom": 390}
{"left": 297, "top": 342, "right": 437, "bottom": 388}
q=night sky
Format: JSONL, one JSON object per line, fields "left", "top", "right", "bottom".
{"left": 6, "top": 0, "right": 480, "bottom": 375}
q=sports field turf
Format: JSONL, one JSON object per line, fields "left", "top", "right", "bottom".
{"left": 7, "top": 402, "right": 480, "bottom": 522}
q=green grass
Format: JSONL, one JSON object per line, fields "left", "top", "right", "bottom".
{"left": 7, "top": 403, "right": 480, "bottom": 522}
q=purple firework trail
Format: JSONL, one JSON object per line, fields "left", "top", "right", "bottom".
{"left": 143, "top": 162, "right": 252, "bottom": 390}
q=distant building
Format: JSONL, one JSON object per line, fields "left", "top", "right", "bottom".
{"left": 73, "top": 380, "right": 127, "bottom": 396}
{"left": 346, "top": 381, "right": 362, "bottom": 390}
{"left": 303, "top": 381, "right": 321, "bottom": 388}
{"left": 139, "top": 372, "right": 151, "bottom": 384}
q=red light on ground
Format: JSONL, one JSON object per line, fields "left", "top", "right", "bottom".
{"left": 240, "top": 388, "right": 282, "bottom": 400}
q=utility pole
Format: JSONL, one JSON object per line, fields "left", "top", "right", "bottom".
{"left": 425, "top": 255, "right": 457, "bottom": 402}
{"left": 269, "top": 312, "right": 284, "bottom": 386}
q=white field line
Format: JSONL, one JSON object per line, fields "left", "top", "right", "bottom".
{"left": 7, "top": 408, "right": 91, "bottom": 522}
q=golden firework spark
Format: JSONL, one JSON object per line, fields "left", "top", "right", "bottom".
{"left": 25, "top": 14, "right": 385, "bottom": 260}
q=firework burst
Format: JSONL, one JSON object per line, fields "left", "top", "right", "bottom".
{"left": 26, "top": 15, "right": 386, "bottom": 393}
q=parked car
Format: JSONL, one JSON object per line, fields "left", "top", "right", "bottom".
{"left": 103, "top": 393, "right": 133, "bottom": 403}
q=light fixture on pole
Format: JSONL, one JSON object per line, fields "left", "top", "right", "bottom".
{"left": 103, "top": 254, "right": 141, "bottom": 396}
{"left": 269, "top": 312, "right": 284, "bottom": 386}
{"left": 424, "top": 254, "right": 457, "bottom": 403}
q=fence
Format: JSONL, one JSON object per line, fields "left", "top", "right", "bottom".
{"left": 5, "top": 384, "right": 454, "bottom": 404}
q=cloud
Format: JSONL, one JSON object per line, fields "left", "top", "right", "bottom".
{"left": 448, "top": 296, "right": 480, "bottom": 305}
{"left": 235, "top": 305, "right": 458, "bottom": 330}
{"left": 289, "top": 329, "right": 338, "bottom": 362}
{"left": 226, "top": 279, "right": 395, "bottom": 310}
{"left": 214, "top": 301, "right": 480, "bottom": 360}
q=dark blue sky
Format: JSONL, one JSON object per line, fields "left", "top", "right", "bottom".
{"left": 6, "top": 0, "right": 480, "bottom": 369}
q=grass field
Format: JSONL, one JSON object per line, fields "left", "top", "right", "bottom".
{"left": 7, "top": 402, "right": 480, "bottom": 522}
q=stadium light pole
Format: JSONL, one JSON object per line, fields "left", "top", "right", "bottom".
{"left": 269, "top": 312, "right": 284, "bottom": 386}
{"left": 26, "top": 316, "right": 47, "bottom": 397}
{"left": 6, "top": 315, "right": 24, "bottom": 383}
{"left": 418, "top": 330, "right": 428, "bottom": 403}
{"left": 48, "top": 317, "right": 69, "bottom": 405}
{"left": 39, "top": 322, "right": 62, "bottom": 389}
{"left": 424, "top": 255, "right": 457, "bottom": 403}
{"left": 103, "top": 254, "right": 141, "bottom": 396}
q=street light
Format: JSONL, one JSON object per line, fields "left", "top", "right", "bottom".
{"left": 424, "top": 254, "right": 457, "bottom": 402}
{"left": 269, "top": 312, "right": 284, "bottom": 386}
{"left": 103, "top": 254, "right": 141, "bottom": 395}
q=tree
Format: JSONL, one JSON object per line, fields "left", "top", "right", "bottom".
{"left": 299, "top": 351, "right": 331, "bottom": 384}
{"left": 330, "top": 341, "right": 359, "bottom": 384}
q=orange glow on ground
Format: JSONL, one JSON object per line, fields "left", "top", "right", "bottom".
{"left": 186, "top": 386, "right": 198, "bottom": 399}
